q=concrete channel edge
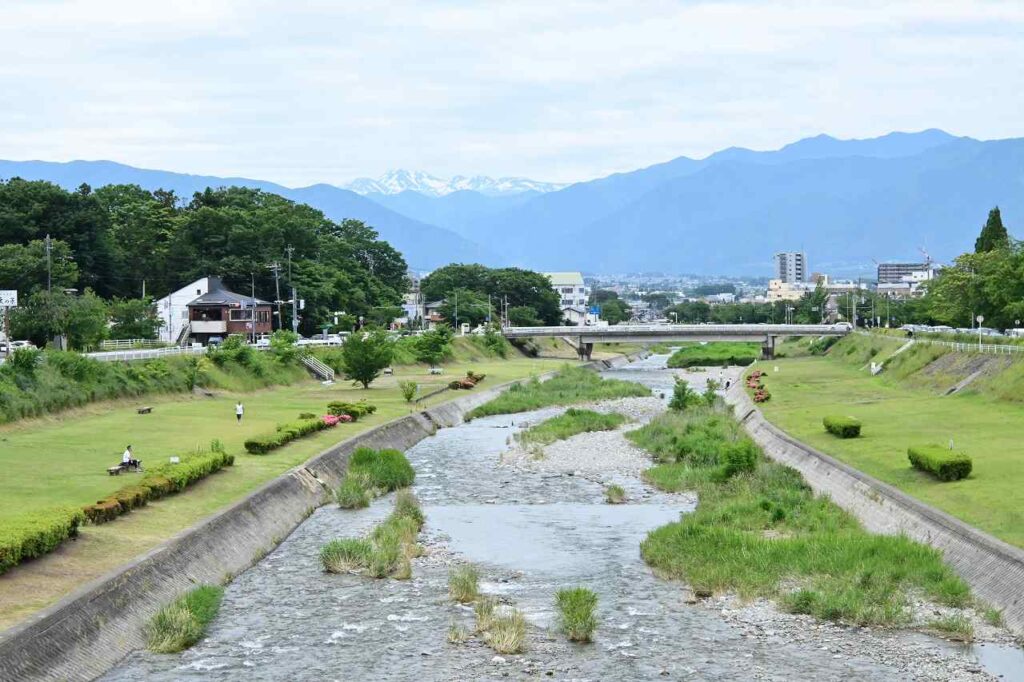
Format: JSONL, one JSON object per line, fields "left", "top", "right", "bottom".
{"left": 0, "top": 353, "right": 640, "bottom": 682}
{"left": 725, "top": 382, "right": 1024, "bottom": 634}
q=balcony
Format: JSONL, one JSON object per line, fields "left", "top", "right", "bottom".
{"left": 190, "top": 321, "right": 227, "bottom": 334}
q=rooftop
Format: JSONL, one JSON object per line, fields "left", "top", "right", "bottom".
{"left": 188, "top": 276, "right": 271, "bottom": 307}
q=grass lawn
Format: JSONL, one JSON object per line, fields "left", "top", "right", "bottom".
{"left": 754, "top": 356, "right": 1024, "bottom": 549}
{"left": 0, "top": 351, "right": 573, "bottom": 628}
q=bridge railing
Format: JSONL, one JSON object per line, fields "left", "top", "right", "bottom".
{"left": 501, "top": 323, "right": 850, "bottom": 337}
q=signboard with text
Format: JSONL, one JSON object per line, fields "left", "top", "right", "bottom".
{"left": 0, "top": 290, "right": 17, "bottom": 307}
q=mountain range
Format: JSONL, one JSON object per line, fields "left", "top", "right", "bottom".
{"left": 2, "top": 129, "right": 1022, "bottom": 276}
{"left": 343, "top": 169, "right": 564, "bottom": 197}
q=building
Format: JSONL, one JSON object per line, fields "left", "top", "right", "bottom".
{"left": 155, "top": 276, "right": 213, "bottom": 344}
{"left": 186, "top": 276, "right": 273, "bottom": 345}
{"left": 766, "top": 279, "right": 814, "bottom": 302}
{"left": 544, "top": 271, "right": 594, "bottom": 325}
{"left": 774, "top": 252, "right": 806, "bottom": 283}
{"left": 877, "top": 262, "right": 931, "bottom": 285}
{"left": 400, "top": 270, "right": 424, "bottom": 327}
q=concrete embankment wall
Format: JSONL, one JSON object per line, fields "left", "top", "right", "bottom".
{"left": 0, "top": 353, "right": 638, "bottom": 682}
{"left": 725, "top": 383, "right": 1024, "bottom": 633}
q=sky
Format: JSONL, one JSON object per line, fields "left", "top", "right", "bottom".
{"left": 1, "top": 0, "right": 1022, "bottom": 187}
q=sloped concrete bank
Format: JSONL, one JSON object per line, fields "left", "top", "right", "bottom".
{"left": 725, "top": 382, "right": 1024, "bottom": 634}
{"left": 0, "top": 354, "right": 640, "bottom": 682}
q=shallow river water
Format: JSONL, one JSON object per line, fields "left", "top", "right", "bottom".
{"left": 101, "top": 355, "right": 1023, "bottom": 681}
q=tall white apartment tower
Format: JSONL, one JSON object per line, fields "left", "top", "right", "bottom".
{"left": 774, "top": 252, "right": 806, "bottom": 283}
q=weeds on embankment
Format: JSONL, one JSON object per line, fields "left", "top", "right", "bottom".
{"left": 516, "top": 408, "right": 627, "bottom": 446}
{"left": 632, "top": 408, "right": 972, "bottom": 628}
{"left": 321, "top": 490, "right": 424, "bottom": 579}
{"left": 466, "top": 366, "right": 650, "bottom": 419}
{"left": 146, "top": 585, "right": 224, "bottom": 653}
{"left": 555, "top": 587, "right": 598, "bottom": 642}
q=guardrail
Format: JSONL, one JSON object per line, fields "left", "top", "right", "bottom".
{"left": 86, "top": 345, "right": 208, "bottom": 362}
{"left": 300, "top": 354, "right": 335, "bottom": 381}
{"left": 860, "top": 331, "right": 1024, "bottom": 356}
{"left": 503, "top": 323, "right": 852, "bottom": 338}
{"left": 98, "top": 339, "right": 168, "bottom": 350}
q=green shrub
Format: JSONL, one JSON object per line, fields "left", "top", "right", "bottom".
{"left": 298, "top": 411, "right": 317, "bottom": 419}
{"left": 245, "top": 417, "right": 329, "bottom": 454}
{"left": 823, "top": 415, "right": 862, "bottom": 438}
{"left": 399, "top": 381, "right": 418, "bottom": 403}
{"left": 348, "top": 447, "right": 415, "bottom": 492}
{"left": 717, "top": 439, "right": 759, "bottom": 479}
{"left": 327, "top": 400, "right": 377, "bottom": 421}
{"left": 146, "top": 585, "right": 224, "bottom": 653}
{"left": 0, "top": 507, "right": 86, "bottom": 574}
{"left": 668, "top": 378, "right": 702, "bottom": 412}
{"left": 555, "top": 587, "right": 599, "bottom": 642}
{"left": 908, "top": 445, "right": 973, "bottom": 481}
{"left": 335, "top": 477, "right": 371, "bottom": 509}
{"left": 83, "top": 498, "right": 122, "bottom": 524}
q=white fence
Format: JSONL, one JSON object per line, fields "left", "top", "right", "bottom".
{"left": 86, "top": 345, "right": 208, "bottom": 362}
{"left": 98, "top": 339, "right": 169, "bottom": 350}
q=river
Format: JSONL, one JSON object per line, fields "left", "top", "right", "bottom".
{"left": 101, "top": 354, "right": 1023, "bottom": 681}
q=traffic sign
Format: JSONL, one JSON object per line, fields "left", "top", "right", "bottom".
{"left": 0, "top": 290, "right": 17, "bottom": 307}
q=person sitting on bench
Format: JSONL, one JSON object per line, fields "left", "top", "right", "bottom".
{"left": 121, "top": 445, "right": 141, "bottom": 471}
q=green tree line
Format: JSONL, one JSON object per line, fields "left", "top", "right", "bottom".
{"left": 0, "top": 179, "right": 408, "bottom": 346}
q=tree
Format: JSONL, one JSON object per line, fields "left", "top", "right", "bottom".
{"left": 421, "top": 263, "right": 562, "bottom": 325}
{"left": 413, "top": 327, "right": 453, "bottom": 366}
{"left": 268, "top": 330, "right": 300, "bottom": 364}
{"left": 340, "top": 327, "right": 394, "bottom": 388}
{"left": 0, "top": 239, "right": 78, "bottom": 295}
{"left": 975, "top": 206, "right": 1010, "bottom": 253}
{"left": 438, "top": 288, "right": 491, "bottom": 328}
{"left": 507, "top": 305, "right": 543, "bottom": 327}
{"left": 108, "top": 297, "right": 163, "bottom": 339}
{"left": 600, "top": 298, "right": 631, "bottom": 325}
{"left": 10, "top": 289, "right": 108, "bottom": 349}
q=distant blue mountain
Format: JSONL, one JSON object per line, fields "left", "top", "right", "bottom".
{"left": 0, "top": 160, "right": 492, "bottom": 270}
{"left": 362, "top": 129, "right": 1021, "bottom": 275}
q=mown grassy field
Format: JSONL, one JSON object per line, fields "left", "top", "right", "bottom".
{"left": 754, "top": 353, "right": 1024, "bottom": 548}
{"left": 0, "top": 343, "right": 574, "bottom": 628}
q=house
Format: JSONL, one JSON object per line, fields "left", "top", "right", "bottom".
{"left": 155, "top": 277, "right": 213, "bottom": 344}
{"left": 544, "top": 271, "right": 595, "bottom": 325}
{"left": 423, "top": 300, "right": 446, "bottom": 329}
{"left": 186, "top": 276, "right": 273, "bottom": 345}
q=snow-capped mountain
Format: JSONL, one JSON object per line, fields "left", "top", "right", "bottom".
{"left": 343, "top": 169, "right": 565, "bottom": 197}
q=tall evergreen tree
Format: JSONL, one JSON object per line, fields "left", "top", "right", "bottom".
{"left": 975, "top": 206, "right": 1009, "bottom": 253}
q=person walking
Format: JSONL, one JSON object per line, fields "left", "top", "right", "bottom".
{"left": 235, "top": 401, "right": 244, "bottom": 423}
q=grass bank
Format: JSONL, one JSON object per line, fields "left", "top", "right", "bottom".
{"left": 146, "top": 584, "right": 224, "bottom": 653}
{"left": 0, "top": 348, "right": 576, "bottom": 629}
{"left": 751, "top": 345, "right": 1024, "bottom": 548}
{"left": 516, "top": 408, "right": 626, "bottom": 446}
{"left": 467, "top": 365, "right": 650, "bottom": 419}
{"left": 666, "top": 342, "right": 760, "bottom": 368}
{"left": 632, "top": 407, "right": 972, "bottom": 627}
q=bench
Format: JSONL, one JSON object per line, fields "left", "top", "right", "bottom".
{"left": 137, "top": 406, "right": 152, "bottom": 414}
{"left": 428, "top": 367, "right": 443, "bottom": 375}
{"left": 107, "top": 466, "right": 123, "bottom": 476}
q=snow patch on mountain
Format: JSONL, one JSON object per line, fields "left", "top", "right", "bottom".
{"left": 344, "top": 170, "right": 565, "bottom": 197}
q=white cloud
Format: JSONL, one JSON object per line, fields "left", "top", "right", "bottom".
{"left": 0, "top": 0, "right": 1022, "bottom": 185}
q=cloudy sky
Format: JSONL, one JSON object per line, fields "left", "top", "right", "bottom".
{"left": 1, "top": 0, "right": 1022, "bottom": 187}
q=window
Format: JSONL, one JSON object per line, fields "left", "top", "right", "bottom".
{"left": 561, "top": 287, "right": 574, "bottom": 294}
{"left": 229, "top": 309, "right": 253, "bottom": 321}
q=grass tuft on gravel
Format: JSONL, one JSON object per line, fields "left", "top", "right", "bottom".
{"left": 604, "top": 484, "right": 627, "bottom": 504}
{"left": 146, "top": 584, "right": 224, "bottom": 653}
{"left": 467, "top": 366, "right": 650, "bottom": 419}
{"left": 517, "top": 408, "right": 627, "bottom": 446}
{"left": 449, "top": 564, "right": 480, "bottom": 603}
{"left": 555, "top": 587, "right": 599, "bottom": 642}
{"left": 320, "top": 491, "right": 424, "bottom": 579}
{"left": 484, "top": 608, "right": 527, "bottom": 654}
{"left": 634, "top": 409, "right": 971, "bottom": 628}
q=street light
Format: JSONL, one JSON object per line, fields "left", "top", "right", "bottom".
{"left": 977, "top": 314, "right": 984, "bottom": 350}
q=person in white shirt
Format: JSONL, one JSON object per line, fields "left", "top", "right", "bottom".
{"left": 235, "top": 402, "right": 244, "bottom": 423}
{"left": 122, "top": 445, "right": 139, "bottom": 470}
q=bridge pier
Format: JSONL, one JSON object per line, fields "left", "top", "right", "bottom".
{"left": 762, "top": 335, "right": 776, "bottom": 360}
{"left": 577, "top": 339, "right": 593, "bottom": 361}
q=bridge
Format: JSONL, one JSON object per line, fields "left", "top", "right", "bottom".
{"left": 501, "top": 323, "right": 851, "bottom": 359}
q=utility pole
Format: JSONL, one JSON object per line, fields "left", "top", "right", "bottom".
{"left": 45, "top": 234, "right": 52, "bottom": 294}
{"left": 286, "top": 245, "right": 298, "bottom": 335}
{"left": 454, "top": 291, "right": 459, "bottom": 333}
{"left": 250, "top": 273, "right": 257, "bottom": 344}
{"left": 269, "top": 262, "right": 283, "bottom": 330}
{"left": 142, "top": 279, "right": 146, "bottom": 300}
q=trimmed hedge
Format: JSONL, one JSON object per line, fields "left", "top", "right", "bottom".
{"left": 244, "top": 417, "right": 332, "bottom": 454}
{"left": 0, "top": 507, "right": 86, "bottom": 574}
{"left": 823, "top": 415, "right": 862, "bottom": 439}
{"left": 326, "top": 400, "right": 377, "bottom": 421}
{"left": 83, "top": 446, "right": 235, "bottom": 525}
{"left": 908, "top": 445, "right": 973, "bottom": 482}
